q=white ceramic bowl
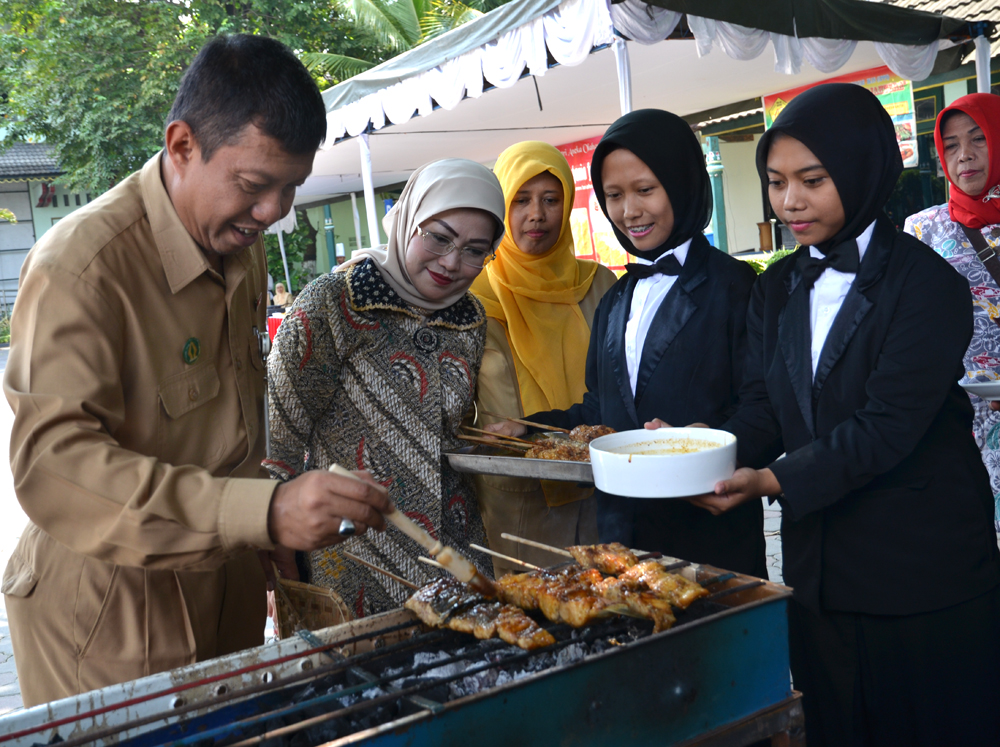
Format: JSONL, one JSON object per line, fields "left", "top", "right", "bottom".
{"left": 588, "top": 427, "right": 737, "bottom": 498}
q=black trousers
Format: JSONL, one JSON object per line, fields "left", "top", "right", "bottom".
{"left": 788, "top": 586, "right": 1000, "bottom": 747}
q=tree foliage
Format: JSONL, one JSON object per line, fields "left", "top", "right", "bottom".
{"left": 0, "top": 0, "right": 511, "bottom": 195}
{"left": 0, "top": 0, "right": 391, "bottom": 193}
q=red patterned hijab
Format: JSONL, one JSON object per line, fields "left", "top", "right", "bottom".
{"left": 935, "top": 93, "right": 1000, "bottom": 229}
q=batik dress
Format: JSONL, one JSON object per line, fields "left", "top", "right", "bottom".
{"left": 905, "top": 204, "right": 1000, "bottom": 531}
{"left": 265, "top": 258, "right": 490, "bottom": 615}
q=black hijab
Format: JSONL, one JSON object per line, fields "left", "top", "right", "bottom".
{"left": 756, "top": 83, "right": 902, "bottom": 257}
{"left": 591, "top": 109, "right": 713, "bottom": 262}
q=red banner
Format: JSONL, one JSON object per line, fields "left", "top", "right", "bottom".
{"left": 556, "top": 136, "right": 629, "bottom": 273}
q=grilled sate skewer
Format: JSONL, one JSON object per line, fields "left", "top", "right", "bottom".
{"left": 469, "top": 543, "right": 542, "bottom": 571}
{"left": 478, "top": 411, "right": 572, "bottom": 434}
{"left": 461, "top": 425, "right": 536, "bottom": 445}
{"left": 458, "top": 435, "right": 532, "bottom": 451}
{"left": 567, "top": 424, "right": 617, "bottom": 443}
{"left": 567, "top": 542, "right": 639, "bottom": 576}
{"left": 500, "top": 533, "right": 574, "bottom": 559}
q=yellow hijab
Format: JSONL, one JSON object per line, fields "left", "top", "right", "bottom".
{"left": 472, "top": 141, "right": 600, "bottom": 416}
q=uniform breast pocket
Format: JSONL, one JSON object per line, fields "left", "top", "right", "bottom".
{"left": 157, "top": 364, "right": 226, "bottom": 464}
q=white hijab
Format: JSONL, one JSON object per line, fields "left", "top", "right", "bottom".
{"left": 340, "top": 159, "right": 506, "bottom": 310}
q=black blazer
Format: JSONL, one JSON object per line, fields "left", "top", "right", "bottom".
{"left": 725, "top": 217, "right": 1000, "bottom": 614}
{"left": 533, "top": 234, "right": 767, "bottom": 576}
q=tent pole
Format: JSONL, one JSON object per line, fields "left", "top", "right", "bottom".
{"left": 359, "top": 133, "right": 381, "bottom": 248}
{"left": 350, "top": 192, "right": 364, "bottom": 258}
{"left": 973, "top": 26, "right": 992, "bottom": 94}
{"left": 277, "top": 230, "right": 293, "bottom": 293}
{"left": 613, "top": 38, "right": 633, "bottom": 115}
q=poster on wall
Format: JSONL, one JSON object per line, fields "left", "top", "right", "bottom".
{"left": 762, "top": 65, "right": 918, "bottom": 169}
{"left": 556, "top": 136, "right": 630, "bottom": 273}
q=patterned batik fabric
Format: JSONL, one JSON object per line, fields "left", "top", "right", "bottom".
{"left": 265, "top": 258, "right": 490, "bottom": 616}
{"left": 905, "top": 205, "right": 1000, "bottom": 531}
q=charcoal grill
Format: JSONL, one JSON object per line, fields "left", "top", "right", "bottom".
{"left": 0, "top": 563, "right": 795, "bottom": 747}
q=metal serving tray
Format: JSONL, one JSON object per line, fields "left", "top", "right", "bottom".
{"left": 445, "top": 443, "right": 593, "bottom": 483}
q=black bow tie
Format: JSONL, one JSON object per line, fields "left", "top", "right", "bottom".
{"left": 798, "top": 241, "right": 859, "bottom": 289}
{"left": 625, "top": 253, "right": 682, "bottom": 279}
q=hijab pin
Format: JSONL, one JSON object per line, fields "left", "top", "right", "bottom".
{"left": 982, "top": 186, "right": 1000, "bottom": 203}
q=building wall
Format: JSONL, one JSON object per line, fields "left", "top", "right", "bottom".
{"left": 0, "top": 181, "right": 36, "bottom": 308}
{"left": 718, "top": 135, "right": 767, "bottom": 254}
{"left": 29, "top": 182, "right": 95, "bottom": 240}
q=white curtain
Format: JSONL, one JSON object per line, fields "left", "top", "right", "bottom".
{"left": 610, "top": 0, "right": 943, "bottom": 82}
{"left": 608, "top": 0, "right": 680, "bottom": 46}
{"left": 325, "top": 0, "right": 613, "bottom": 143}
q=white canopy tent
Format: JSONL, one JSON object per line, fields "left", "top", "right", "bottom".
{"left": 296, "top": 0, "right": 993, "bottom": 250}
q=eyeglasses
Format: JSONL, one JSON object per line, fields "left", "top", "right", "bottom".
{"left": 417, "top": 227, "right": 494, "bottom": 268}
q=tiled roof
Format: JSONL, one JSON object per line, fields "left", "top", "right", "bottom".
{"left": 0, "top": 143, "right": 62, "bottom": 181}
{"left": 879, "top": 0, "right": 1000, "bottom": 59}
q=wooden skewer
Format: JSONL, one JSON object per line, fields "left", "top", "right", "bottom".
{"left": 458, "top": 435, "right": 531, "bottom": 451}
{"left": 461, "top": 425, "right": 535, "bottom": 445}
{"left": 469, "top": 543, "right": 541, "bottom": 571}
{"left": 328, "top": 464, "right": 498, "bottom": 597}
{"left": 479, "top": 410, "right": 571, "bottom": 434}
{"left": 417, "top": 555, "right": 445, "bottom": 569}
{"left": 500, "top": 532, "right": 573, "bottom": 558}
{"left": 342, "top": 551, "right": 418, "bottom": 590}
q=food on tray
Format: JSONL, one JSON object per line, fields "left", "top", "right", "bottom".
{"left": 568, "top": 542, "right": 638, "bottom": 575}
{"left": 525, "top": 439, "right": 590, "bottom": 461}
{"left": 568, "top": 424, "right": 617, "bottom": 443}
{"left": 521, "top": 425, "right": 617, "bottom": 462}
{"left": 404, "top": 577, "right": 555, "bottom": 650}
{"left": 606, "top": 437, "right": 721, "bottom": 455}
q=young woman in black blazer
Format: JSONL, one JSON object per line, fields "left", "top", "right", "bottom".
{"left": 677, "top": 84, "right": 1000, "bottom": 746}
{"left": 489, "top": 109, "right": 766, "bottom": 577}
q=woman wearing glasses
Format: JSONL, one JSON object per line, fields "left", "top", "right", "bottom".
{"left": 265, "top": 159, "right": 505, "bottom": 616}
{"left": 471, "top": 142, "right": 616, "bottom": 576}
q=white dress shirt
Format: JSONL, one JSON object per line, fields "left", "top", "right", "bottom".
{"left": 625, "top": 239, "right": 692, "bottom": 396}
{"left": 808, "top": 221, "right": 876, "bottom": 379}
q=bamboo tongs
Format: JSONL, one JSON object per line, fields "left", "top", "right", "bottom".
{"left": 328, "top": 464, "right": 500, "bottom": 597}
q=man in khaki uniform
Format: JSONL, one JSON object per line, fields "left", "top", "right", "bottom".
{"left": 2, "top": 35, "right": 391, "bottom": 707}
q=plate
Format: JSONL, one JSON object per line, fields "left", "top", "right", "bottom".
{"left": 959, "top": 380, "right": 1000, "bottom": 400}
{"left": 588, "top": 427, "right": 736, "bottom": 498}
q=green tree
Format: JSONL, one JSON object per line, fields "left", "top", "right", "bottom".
{"left": 0, "top": 0, "right": 512, "bottom": 195}
{"left": 0, "top": 0, "right": 391, "bottom": 193}
{"left": 302, "top": 0, "right": 508, "bottom": 78}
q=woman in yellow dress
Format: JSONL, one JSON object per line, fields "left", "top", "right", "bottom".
{"left": 472, "top": 141, "right": 616, "bottom": 575}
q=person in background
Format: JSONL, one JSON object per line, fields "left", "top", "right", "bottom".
{"left": 266, "top": 159, "right": 505, "bottom": 616}
{"left": 488, "top": 110, "right": 765, "bottom": 578}
{"left": 684, "top": 83, "right": 1000, "bottom": 746}
{"left": 471, "top": 141, "right": 616, "bottom": 576}
{"left": 904, "top": 93, "right": 1000, "bottom": 532}
{"left": 273, "top": 281, "right": 293, "bottom": 307}
{"left": 2, "top": 34, "right": 391, "bottom": 706}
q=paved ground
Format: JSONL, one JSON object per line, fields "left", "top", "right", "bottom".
{"left": 0, "top": 341, "right": 781, "bottom": 714}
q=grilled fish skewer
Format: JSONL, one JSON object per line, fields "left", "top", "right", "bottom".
{"left": 342, "top": 551, "right": 419, "bottom": 590}
{"left": 405, "top": 578, "right": 555, "bottom": 650}
{"left": 328, "top": 464, "right": 500, "bottom": 598}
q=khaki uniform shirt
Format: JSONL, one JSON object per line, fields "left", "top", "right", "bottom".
{"left": 1, "top": 152, "right": 277, "bottom": 705}
{"left": 474, "top": 265, "right": 617, "bottom": 576}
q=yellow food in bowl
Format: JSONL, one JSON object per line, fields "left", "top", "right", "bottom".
{"left": 606, "top": 438, "right": 721, "bottom": 456}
